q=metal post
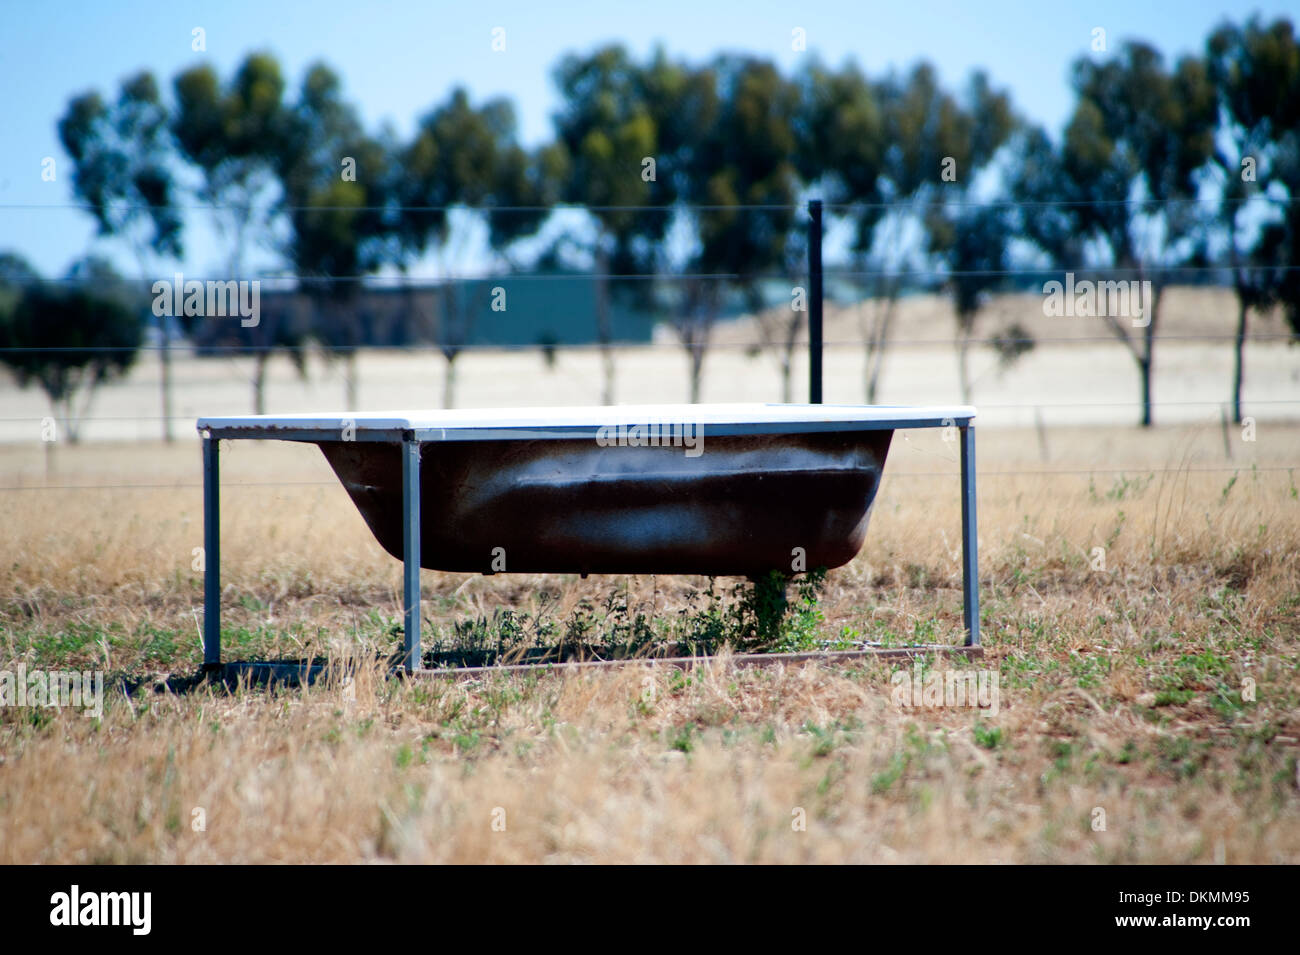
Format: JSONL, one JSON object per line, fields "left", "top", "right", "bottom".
{"left": 202, "top": 433, "right": 221, "bottom": 670}
{"left": 808, "top": 199, "right": 823, "bottom": 404}
{"left": 960, "top": 424, "right": 980, "bottom": 647}
{"left": 401, "top": 433, "right": 422, "bottom": 672}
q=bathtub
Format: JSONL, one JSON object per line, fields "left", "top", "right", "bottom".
{"left": 197, "top": 403, "right": 979, "bottom": 670}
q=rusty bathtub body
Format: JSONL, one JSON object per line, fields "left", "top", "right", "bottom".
{"left": 315, "top": 428, "right": 891, "bottom": 577}
{"left": 196, "top": 403, "right": 979, "bottom": 668}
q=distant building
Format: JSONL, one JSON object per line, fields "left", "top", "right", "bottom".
{"left": 178, "top": 269, "right": 826, "bottom": 354}
{"left": 186, "top": 273, "right": 668, "bottom": 353}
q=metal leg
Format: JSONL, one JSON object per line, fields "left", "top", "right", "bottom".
{"left": 401, "top": 434, "right": 422, "bottom": 672}
{"left": 960, "top": 425, "right": 980, "bottom": 647}
{"left": 202, "top": 434, "right": 221, "bottom": 670}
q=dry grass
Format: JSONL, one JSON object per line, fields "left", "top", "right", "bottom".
{"left": 1, "top": 422, "right": 1298, "bottom": 863}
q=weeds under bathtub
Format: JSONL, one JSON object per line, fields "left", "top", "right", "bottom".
{"left": 421, "top": 568, "right": 835, "bottom": 667}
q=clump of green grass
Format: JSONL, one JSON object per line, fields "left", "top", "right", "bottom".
{"left": 973, "top": 722, "right": 1005, "bottom": 750}
{"left": 713, "top": 568, "right": 829, "bottom": 652}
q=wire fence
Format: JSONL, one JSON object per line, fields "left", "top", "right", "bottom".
{"left": 3, "top": 194, "right": 1297, "bottom": 462}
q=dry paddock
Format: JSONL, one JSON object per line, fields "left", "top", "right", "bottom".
{"left": 1, "top": 421, "right": 1297, "bottom": 862}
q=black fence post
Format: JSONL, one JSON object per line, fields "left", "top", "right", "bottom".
{"left": 808, "top": 199, "right": 823, "bottom": 404}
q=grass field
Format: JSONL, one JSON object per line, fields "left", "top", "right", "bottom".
{"left": 1, "top": 419, "right": 1297, "bottom": 863}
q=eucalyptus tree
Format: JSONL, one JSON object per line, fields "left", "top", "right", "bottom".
{"left": 0, "top": 256, "right": 142, "bottom": 445}
{"left": 793, "top": 59, "right": 886, "bottom": 400}
{"left": 684, "top": 54, "right": 801, "bottom": 403}
{"left": 922, "top": 70, "right": 1019, "bottom": 402}
{"left": 1206, "top": 17, "right": 1300, "bottom": 420}
{"left": 397, "top": 88, "right": 548, "bottom": 407}
{"left": 799, "top": 62, "right": 996, "bottom": 403}
{"left": 173, "top": 52, "right": 307, "bottom": 413}
{"left": 1063, "top": 42, "right": 1217, "bottom": 426}
{"left": 550, "top": 45, "right": 666, "bottom": 403}
{"left": 277, "top": 63, "right": 393, "bottom": 407}
{"left": 58, "top": 71, "right": 183, "bottom": 440}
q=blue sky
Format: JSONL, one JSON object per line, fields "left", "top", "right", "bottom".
{"left": 1, "top": 0, "right": 1293, "bottom": 279}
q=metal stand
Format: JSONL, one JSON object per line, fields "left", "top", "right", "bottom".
{"left": 198, "top": 417, "right": 980, "bottom": 670}
{"left": 401, "top": 433, "right": 422, "bottom": 672}
{"left": 202, "top": 434, "right": 221, "bottom": 670}
{"left": 960, "top": 424, "right": 980, "bottom": 646}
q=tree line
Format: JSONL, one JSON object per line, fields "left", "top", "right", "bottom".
{"left": 2, "top": 16, "right": 1298, "bottom": 439}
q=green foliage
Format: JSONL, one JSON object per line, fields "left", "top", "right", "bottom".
{"left": 1013, "top": 37, "right": 1228, "bottom": 427}
{"left": 668, "top": 724, "right": 695, "bottom": 754}
{"left": 678, "top": 568, "right": 830, "bottom": 653}
{"left": 41, "top": 16, "right": 1300, "bottom": 420}
{"left": 57, "top": 70, "right": 184, "bottom": 261}
{"left": 973, "top": 722, "right": 1005, "bottom": 750}
{"left": 170, "top": 52, "right": 309, "bottom": 410}
{"left": 172, "top": 53, "right": 287, "bottom": 277}
{"left": 1206, "top": 18, "right": 1300, "bottom": 335}
{"left": 421, "top": 571, "right": 830, "bottom": 667}
{"left": 398, "top": 87, "right": 548, "bottom": 257}
{"left": 0, "top": 258, "right": 142, "bottom": 442}
{"left": 428, "top": 587, "right": 662, "bottom": 667}
{"left": 279, "top": 62, "right": 392, "bottom": 345}
{"left": 551, "top": 46, "right": 670, "bottom": 246}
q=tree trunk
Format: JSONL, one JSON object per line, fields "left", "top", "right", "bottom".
{"left": 134, "top": 246, "right": 174, "bottom": 443}
{"left": 859, "top": 294, "right": 874, "bottom": 405}
{"left": 689, "top": 343, "right": 704, "bottom": 403}
{"left": 1231, "top": 293, "right": 1247, "bottom": 424}
{"left": 596, "top": 252, "right": 615, "bottom": 405}
{"left": 779, "top": 301, "right": 801, "bottom": 404}
{"left": 601, "top": 346, "right": 616, "bottom": 406}
{"left": 678, "top": 282, "right": 713, "bottom": 403}
{"left": 1139, "top": 355, "right": 1153, "bottom": 428}
{"left": 861, "top": 281, "right": 897, "bottom": 405}
{"left": 56, "top": 395, "right": 79, "bottom": 445}
{"left": 160, "top": 318, "right": 174, "bottom": 443}
{"left": 253, "top": 353, "right": 268, "bottom": 415}
{"left": 957, "top": 333, "right": 972, "bottom": 404}
{"left": 865, "top": 316, "right": 886, "bottom": 404}
{"left": 1138, "top": 285, "right": 1161, "bottom": 429}
{"left": 345, "top": 351, "right": 358, "bottom": 409}
{"left": 443, "top": 355, "right": 457, "bottom": 409}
